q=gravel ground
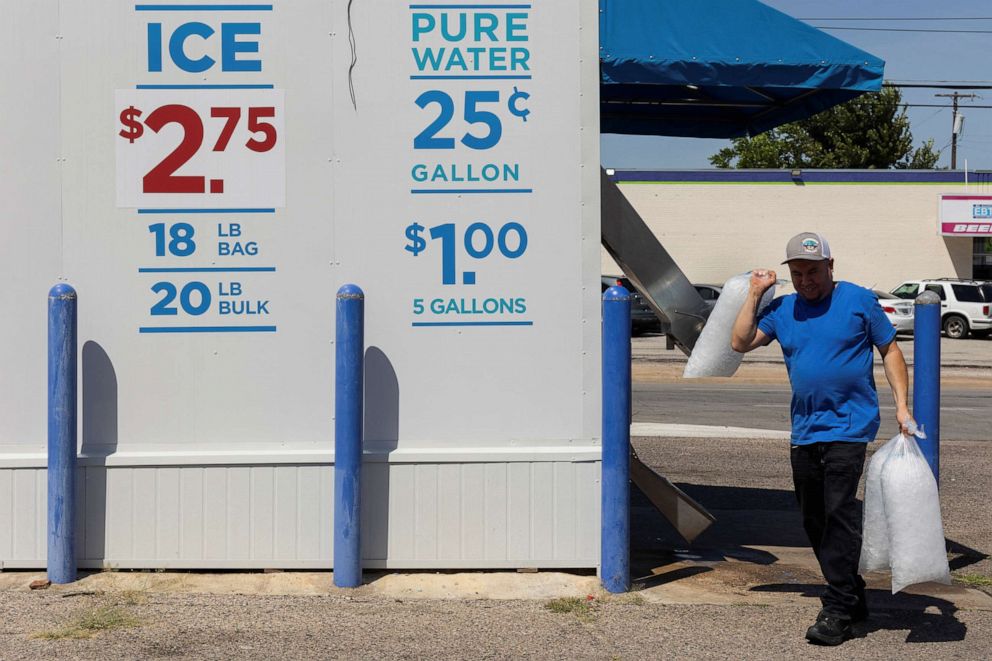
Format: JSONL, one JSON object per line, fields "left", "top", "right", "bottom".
{"left": 2, "top": 590, "right": 991, "bottom": 660}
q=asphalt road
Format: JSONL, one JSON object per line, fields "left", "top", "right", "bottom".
{"left": 633, "top": 382, "right": 992, "bottom": 441}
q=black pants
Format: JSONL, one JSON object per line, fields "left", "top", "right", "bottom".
{"left": 790, "top": 441, "right": 867, "bottom": 618}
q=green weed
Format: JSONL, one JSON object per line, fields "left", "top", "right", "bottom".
{"left": 954, "top": 573, "right": 992, "bottom": 588}
{"left": 545, "top": 596, "right": 592, "bottom": 616}
{"left": 32, "top": 605, "right": 140, "bottom": 640}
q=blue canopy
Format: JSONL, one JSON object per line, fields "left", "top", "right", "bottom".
{"left": 600, "top": 0, "right": 885, "bottom": 138}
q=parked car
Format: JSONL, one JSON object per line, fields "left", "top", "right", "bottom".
{"left": 890, "top": 279, "right": 992, "bottom": 339}
{"left": 872, "top": 290, "right": 914, "bottom": 334}
{"left": 601, "top": 277, "right": 722, "bottom": 336}
{"left": 601, "top": 276, "right": 665, "bottom": 335}
{"left": 693, "top": 284, "right": 722, "bottom": 310}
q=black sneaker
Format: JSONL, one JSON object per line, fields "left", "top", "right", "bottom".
{"left": 851, "top": 600, "right": 869, "bottom": 624}
{"left": 815, "top": 603, "right": 868, "bottom": 623}
{"left": 806, "top": 614, "right": 852, "bottom": 646}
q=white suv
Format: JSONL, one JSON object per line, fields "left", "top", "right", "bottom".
{"left": 890, "top": 279, "right": 992, "bottom": 339}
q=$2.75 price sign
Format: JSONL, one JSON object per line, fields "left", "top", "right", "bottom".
{"left": 115, "top": 89, "right": 285, "bottom": 208}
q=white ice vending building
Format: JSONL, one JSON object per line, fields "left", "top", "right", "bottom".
{"left": 1, "top": 1, "right": 602, "bottom": 569}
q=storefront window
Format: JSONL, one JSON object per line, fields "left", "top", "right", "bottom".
{"left": 973, "top": 238, "right": 992, "bottom": 280}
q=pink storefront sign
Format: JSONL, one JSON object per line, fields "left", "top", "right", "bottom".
{"left": 941, "top": 222, "right": 992, "bottom": 235}
{"left": 939, "top": 195, "right": 992, "bottom": 236}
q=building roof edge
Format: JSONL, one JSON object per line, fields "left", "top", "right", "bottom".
{"left": 609, "top": 169, "right": 970, "bottom": 184}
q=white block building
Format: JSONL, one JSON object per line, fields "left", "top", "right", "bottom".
{"left": 603, "top": 170, "right": 989, "bottom": 290}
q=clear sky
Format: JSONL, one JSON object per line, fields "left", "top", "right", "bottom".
{"left": 600, "top": 0, "right": 992, "bottom": 171}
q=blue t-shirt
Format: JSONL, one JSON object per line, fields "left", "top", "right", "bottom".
{"left": 757, "top": 282, "right": 897, "bottom": 445}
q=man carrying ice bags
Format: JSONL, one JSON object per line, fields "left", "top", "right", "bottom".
{"left": 730, "top": 232, "right": 913, "bottom": 646}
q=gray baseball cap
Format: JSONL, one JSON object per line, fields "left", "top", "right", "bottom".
{"left": 782, "top": 232, "right": 832, "bottom": 264}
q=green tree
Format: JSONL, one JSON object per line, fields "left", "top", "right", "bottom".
{"left": 709, "top": 87, "right": 941, "bottom": 169}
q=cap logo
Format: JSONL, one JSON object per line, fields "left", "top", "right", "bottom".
{"left": 801, "top": 238, "right": 819, "bottom": 253}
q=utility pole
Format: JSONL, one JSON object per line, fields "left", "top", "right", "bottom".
{"left": 936, "top": 92, "right": 978, "bottom": 169}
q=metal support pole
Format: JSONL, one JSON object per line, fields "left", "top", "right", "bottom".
{"left": 601, "top": 285, "right": 631, "bottom": 593}
{"left": 936, "top": 92, "right": 977, "bottom": 170}
{"left": 334, "top": 284, "right": 364, "bottom": 587}
{"left": 48, "top": 283, "right": 77, "bottom": 584}
{"left": 913, "top": 290, "right": 941, "bottom": 484}
{"left": 951, "top": 94, "right": 959, "bottom": 171}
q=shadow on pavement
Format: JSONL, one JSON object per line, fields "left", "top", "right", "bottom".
{"left": 630, "top": 483, "right": 796, "bottom": 583}
{"left": 947, "top": 539, "right": 990, "bottom": 573}
{"left": 632, "top": 483, "right": 807, "bottom": 561}
{"left": 633, "top": 564, "right": 713, "bottom": 589}
{"left": 631, "top": 478, "right": 989, "bottom": 621}
{"left": 751, "top": 584, "right": 968, "bottom": 643}
{"left": 635, "top": 482, "right": 988, "bottom": 563}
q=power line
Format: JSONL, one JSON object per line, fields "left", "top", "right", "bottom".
{"left": 812, "top": 26, "right": 992, "bottom": 34}
{"left": 912, "top": 107, "right": 949, "bottom": 130}
{"left": 885, "top": 83, "right": 992, "bottom": 89}
{"left": 903, "top": 104, "right": 992, "bottom": 109}
{"left": 887, "top": 80, "right": 992, "bottom": 85}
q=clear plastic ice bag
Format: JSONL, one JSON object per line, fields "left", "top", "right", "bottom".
{"left": 858, "top": 433, "right": 901, "bottom": 574}
{"left": 683, "top": 272, "right": 775, "bottom": 378}
{"left": 880, "top": 432, "right": 951, "bottom": 593}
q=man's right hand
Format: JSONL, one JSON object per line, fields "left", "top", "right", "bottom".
{"left": 750, "top": 269, "right": 777, "bottom": 296}
{"left": 733, "top": 270, "right": 775, "bottom": 353}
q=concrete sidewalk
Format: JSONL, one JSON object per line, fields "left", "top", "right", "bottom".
{"left": 634, "top": 333, "right": 992, "bottom": 370}
{"left": 1, "top": 557, "right": 987, "bottom": 611}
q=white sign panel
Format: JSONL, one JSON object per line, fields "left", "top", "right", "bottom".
{"left": 939, "top": 194, "right": 992, "bottom": 236}
{"left": 330, "top": 2, "right": 598, "bottom": 446}
{"left": 2, "top": 0, "right": 599, "bottom": 461}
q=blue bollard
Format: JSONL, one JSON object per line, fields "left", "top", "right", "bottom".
{"left": 913, "top": 290, "right": 941, "bottom": 484}
{"left": 601, "top": 285, "right": 631, "bottom": 593}
{"left": 334, "top": 284, "right": 364, "bottom": 587}
{"left": 48, "top": 283, "right": 78, "bottom": 584}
